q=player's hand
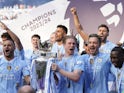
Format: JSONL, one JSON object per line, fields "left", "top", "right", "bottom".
{"left": 0, "top": 21, "right": 8, "bottom": 30}
{"left": 70, "top": 7, "right": 77, "bottom": 15}
{"left": 51, "top": 63, "right": 60, "bottom": 71}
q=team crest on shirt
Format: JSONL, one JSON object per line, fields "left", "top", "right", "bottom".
{"left": 15, "top": 66, "right": 19, "bottom": 71}
{"left": 97, "top": 58, "right": 102, "bottom": 63}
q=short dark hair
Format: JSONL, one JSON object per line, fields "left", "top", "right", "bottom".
{"left": 89, "top": 33, "right": 101, "bottom": 45}
{"left": 31, "top": 34, "right": 40, "bottom": 39}
{"left": 111, "top": 46, "right": 124, "bottom": 56}
{"left": 57, "top": 25, "right": 68, "bottom": 34}
{"left": 1, "top": 32, "right": 12, "bottom": 40}
{"left": 98, "top": 24, "right": 109, "bottom": 32}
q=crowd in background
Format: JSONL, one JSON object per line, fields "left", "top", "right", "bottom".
{"left": 0, "top": 4, "right": 35, "bottom": 20}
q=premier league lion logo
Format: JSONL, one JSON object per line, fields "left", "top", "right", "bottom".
{"left": 66, "top": 0, "right": 124, "bottom": 43}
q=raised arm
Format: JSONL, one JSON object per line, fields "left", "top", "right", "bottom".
{"left": 70, "top": 7, "right": 89, "bottom": 42}
{"left": 0, "top": 21, "right": 23, "bottom": 51}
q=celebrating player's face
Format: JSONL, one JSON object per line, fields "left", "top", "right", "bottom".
{"left": 97, "top": 27, "right": 109, "bottom": 42}
{"left": 55, "top": 27, "right": 66, "bottom": 42}
{"left": 110, "top": 51, "right": 123, "bottom": 68}
{"left": 31, "top": 37, "right": 40, "bottom": 49}
{"left": 88, "top": 37, "right": 100, "bottom": 55}
{"left": 3, "top": 40, "right": 15, "bottom": 58}
{"left": 64, "top": 38, "right": 76, "bottom": 55}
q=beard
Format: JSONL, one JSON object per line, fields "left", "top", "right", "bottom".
{"left": 56, "top": 38, "right": 63, "bottom": 42}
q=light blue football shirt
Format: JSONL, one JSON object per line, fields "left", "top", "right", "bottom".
{"left": 0, "top": 57, "right": 29, "bottom": 93}
{"left": 56, "top": 54, "right": 84, "bottom": 93}
{"left": 99, "top": 40, "right": 116, "bottom": 54}
{"left": 78, "top": 52, "right": 111, "bottom": 93}
{"left": 111, "top": 64, "right": 124, "bottom": 93}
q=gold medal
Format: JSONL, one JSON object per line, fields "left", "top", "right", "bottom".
{"left": 15, "top": 66, "right": 19, "bottom": 70}
{"left": 7, "top": 66, "right": 11, "bottom": 71}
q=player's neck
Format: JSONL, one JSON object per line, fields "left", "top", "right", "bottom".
{"left": 101, "top": 42, "right": 104, "bottom": 45}
{"left": 118, "top": 63, "right": 123, "bottom": 69}
{"left": 101, "top": 40, "right": 106, "bottom": 45}
{"left": 57, "top": 41, "right": 63, "bottom": 45}
{"left": 33, "top": 47, "right": 39, "bottom": 51}
{"left": 5, "top": 56, "right": 14, "bottom": 61}
{"left": 64, "top": 53, "right": 73, "bottom": 57}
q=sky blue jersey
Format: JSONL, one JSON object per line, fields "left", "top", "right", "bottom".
{"left": 55, "top": 54, "right": 84, "bottom": 93}
{"left": 111, "top": 64, "right": 124, "bottom": 93}
{"left": 0, "top": 56, "right": 30, "bottom": 93}
{"left": 99, "top": 40, "right": 116, "bottom": 54}
{"left": 78, "top": 52, "right": 111, "bottom": 93}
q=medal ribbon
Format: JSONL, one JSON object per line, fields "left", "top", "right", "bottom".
{"left": 89, "top": 55, "right": 98, "bottom": 88}
{"left": 116, "top": 63, "right": 124, "bottom": 92}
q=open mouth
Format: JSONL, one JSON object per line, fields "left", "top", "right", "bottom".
{"left": 69, "top": 48, "right": 74, "bottom": 53}
{"left": 90, "top": 47, "right": 95, "bottom": 51}
{"left": 5, "top": 50, "right": 10, "bottom": 53}
{"left": 70, "top": 48, "right": 74, "bottom": 51}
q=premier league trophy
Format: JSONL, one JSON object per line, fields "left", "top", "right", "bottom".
{"left": 32, "top": 40, "right": 57, "bottom": 93}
